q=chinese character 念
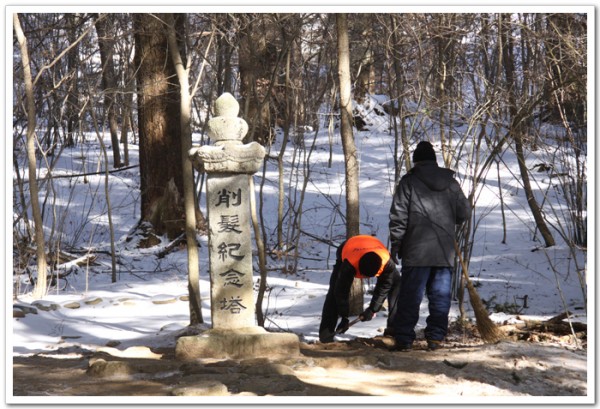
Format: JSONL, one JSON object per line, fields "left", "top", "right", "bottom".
{"left": 220, "top": 269, "right": 245, "bottom": 287}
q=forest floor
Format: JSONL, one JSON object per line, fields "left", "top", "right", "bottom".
{"left": 12, "top": 323, "right": 588, "bottom": 400}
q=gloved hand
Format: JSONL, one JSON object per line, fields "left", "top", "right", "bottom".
{"left": 335, "top": 317, "right": 350, "bottom": 334}
{"left": 390, "top": 244, "right": 401, "bottom": 264}
{"left": 359, "top": 308, "right": 375, "bottom": 322}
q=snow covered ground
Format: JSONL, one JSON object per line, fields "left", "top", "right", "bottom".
{"left": 9, "top": 95, "right": 592, "bottom": 403}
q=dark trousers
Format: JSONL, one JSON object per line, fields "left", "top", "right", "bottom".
{"left": 392, "top": 266, "right": 453, "bottom": 345}
{"left": 319, "top": 268, "right": 402, "bottom": 343}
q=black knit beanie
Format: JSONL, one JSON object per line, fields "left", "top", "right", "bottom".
{"left": 413, "top": 141, "right": 436, "bottom": 163}
{"left": 358, "top": 252, "right": 382, "bottom": 278}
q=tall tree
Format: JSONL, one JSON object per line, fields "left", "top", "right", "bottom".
{"left": 64, "top": 13, "right": 81, "bottom": 148}
{"left": 543, "top": 13, "right": 587, "bottom": 246}
{"left": 336, "top": 13, "right": 363, "bottom": 314}
{"left": 14, "top": 13, "right": 48, "bottom": 299}
{"left": 164, "top": 13, "right": 204, "bottom": 325}
{"left": 215, "top": 14, "right": 234, "bottom": 95}
{"left": 133, "top": 13, "right": 186, "bottom": 240}
{"left": 237, "top": 14, "right": 278, "bottom": 145}
{"left": 501, "top": 14, "right": 555, "bottom": 248}
{"left": 236, "top": 14, "right": 297, "bottom": 146}
{"left": 387, "top": 14, "right": 412, "bottom": 179}
{"left": 352, "top": 15, "right": 377, "bottom": 104}
{"left": 94, "top": 13, "right": 122, "bottom": 168}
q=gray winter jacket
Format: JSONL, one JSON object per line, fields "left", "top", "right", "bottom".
{"left": 389, "top": 160, "right": 471, "bottom": 267}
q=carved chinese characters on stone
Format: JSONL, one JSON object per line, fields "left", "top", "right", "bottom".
{"left": 218, "top": 215, "right": 242, "bottom": 234}
{"left": 219, "top": 269, "right": 244, "bottom": 287}
{"left": 207, "top": 175, "right": 255, "bottom": 328}
{"left": 178, "top": 93, "right": 300, "bottom": 361}
{"left": 188, "top": 92, "right": 265, "bottom": 330}
{"left": 216, "top": 188, "right": 242, "bottom": 208}
{"left": 219, "top": 296, "right": 247, "bottom": 314}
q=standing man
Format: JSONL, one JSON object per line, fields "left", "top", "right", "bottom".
{"left": 319, "top": 235, "right": 401, "bottom": 343}
{"left": 389, "top": 141, "right": 471, "bottom": 351}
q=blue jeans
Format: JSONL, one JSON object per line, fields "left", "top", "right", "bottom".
{"left": 392, "top": 266, "right": 453, "bottom": 345}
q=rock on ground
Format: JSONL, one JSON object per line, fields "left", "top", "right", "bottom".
{"left": 11, "top": 336, "right": 587, "bottom": 399}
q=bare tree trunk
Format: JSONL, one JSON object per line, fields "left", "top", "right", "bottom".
{"left": 354, "top": 47, "right": 373, "bottom": 104}
{"left": 496, "top": 158, "right": 508, "bottom": 244}
{"left": 14, "top": 13, "right": 48, "bottom": 299}
{"left": 249, "top": 176, "right": 268, "bottom": 327}
{"left": 277, "top": 118, "right": 290, "bottom": 251}
{"left": 120, "top": 77, "right": 133, "bottom": 167}
{"left": 215, "top": 14, "right": 234, "bottom": 95}
{"left": 165, "top": 13, "right": 203, "bottom": 325}
{"left": 514, "top": 135, "right": 555, "bottom": 247}
{"left": 337, "top": 14, "right": 360, "bottom": 238}
{"left": 64, "top": 13, "right": 80, "bottom": 148}
{"left": 86, "top": 100, "right": 118, "bottom": 283}
{"left": 389, "top": 15, "right": 411, "bottom": 177}
{"left": 276, "top": 50, "right": 294, "bottom": 250}
{"left": 336, "top": 13, "right": 363, "bottom": 314}
{"left": 134, "top": 13, "right": 185, "bottom": 240}
{"left": 501, "top": 14, "right": 555, "bottom": 247}
{"left": 94, "top": 14, "right": 122, "bottom": 168}
{"left": 237, "top": 15, "right": 276, "bottom": 146}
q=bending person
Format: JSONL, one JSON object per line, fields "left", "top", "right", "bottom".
{"left": 319, "top": 235, "right": 401, "bottom": 343}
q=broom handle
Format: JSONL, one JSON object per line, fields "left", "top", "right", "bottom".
{"left": 454, "top": 240, "right": 471, "bottom": 284}
{"left": 454, "top": 241, "right": 504, "bottom": 344}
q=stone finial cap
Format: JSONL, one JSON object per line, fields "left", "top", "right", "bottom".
{"left": 214, "top": 92, "right": 239, "bottom": 117}
{"left": 207, "top": 93, "right": 248, "bottom": 143}
{"left": 190, "top": 92, "right": 264, "bottom": 174}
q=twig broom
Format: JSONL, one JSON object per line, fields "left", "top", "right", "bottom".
{"left": 454, "top": 241, "right": 504, "bottom": 343}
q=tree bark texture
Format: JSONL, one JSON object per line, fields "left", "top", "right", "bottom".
{"left": 94, "top": 14, "right": 121, "bottom": 168}
{"left": 14, "top": 13, "right": 48, "bottom": 299}
{"left": 134, "top": 13, "right": 185, "bottom": 239}
{"left": 64, "top": 13, "right": 80, "bottom": 148}
{"left": 501, "top": 14, "right": 555, "bottom": 248}
{"left": 215, "top": 15, "right": 234, "bottom": 95}
{"left": 237, "top": 17, "right": 275, "bottom": 145}
{"left": 336, "top": 14, "right": 360, "bottom": 239}
{"left": 389, "top": 15, "right": 412, "bottom": 176}
{"left": 165, "top": 13, "right": 203, "bottom": 325}
{"left": 336, "top": 13, "right": 363, "bottom": 314}
{"left": 237, "top": 14, "right": 296, "bottom": 147}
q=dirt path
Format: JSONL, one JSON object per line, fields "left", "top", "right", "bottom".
{"left": 12, "top": 335, "right": 587, "bottom": 399}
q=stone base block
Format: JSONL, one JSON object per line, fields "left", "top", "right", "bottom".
{"left": 175, "top": 326, "right": 300, "bottom": 361}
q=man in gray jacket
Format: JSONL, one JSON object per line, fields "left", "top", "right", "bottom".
{"left": 389, "top": 141, "right": 471, "bottom": 351}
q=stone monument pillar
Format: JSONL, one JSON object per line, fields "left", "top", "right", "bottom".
{"left": 175, "top": 93, "right": 299, "bottom": 360}
{"left": 192, "top": 92, "right": 264, "bottom": 329}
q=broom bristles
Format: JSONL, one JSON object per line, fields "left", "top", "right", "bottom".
{"left": 465, "top": 279, "right": 504, "bottom": 343}
{"left": 455, "top": 241, "right": 505, "bottom": 344}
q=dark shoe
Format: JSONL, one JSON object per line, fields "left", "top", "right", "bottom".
{"left": 390, "top": 343, "right": 412, "bottom": 352}
{"left": 426, "top": 340, "right": 442, "bottom": 351}
{"left": 383, "top": 327, "right": 395, "bottom": 337}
